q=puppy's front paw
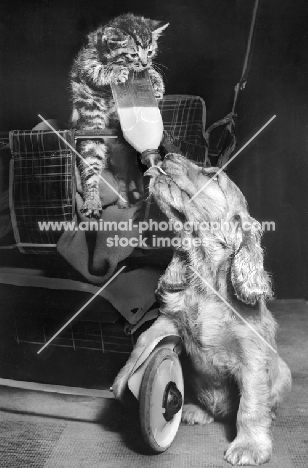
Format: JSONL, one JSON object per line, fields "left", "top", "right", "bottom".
{"left": 224, "top": 436, "right": 272, "bottom": 466}
{"left": 181, "top": 403, "right": 214, "bottom": 425}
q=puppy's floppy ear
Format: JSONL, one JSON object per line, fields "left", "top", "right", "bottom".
{"left": 230, "top": 215, "right": 273, "bottom": 305}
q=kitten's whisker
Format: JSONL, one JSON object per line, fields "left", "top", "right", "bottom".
{"left": 154, "top": 61, "right": 169, "bottom": 71}
{"left": 152, "top": 63, "right": 167, "bottom": 82}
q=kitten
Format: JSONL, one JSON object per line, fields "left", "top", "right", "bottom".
{"left": 70, "top": 13, "right": 169, "bottom": 218}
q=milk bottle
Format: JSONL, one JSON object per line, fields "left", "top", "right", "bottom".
{"left": 111, "top": 70, "right": 164, "bottom": 167}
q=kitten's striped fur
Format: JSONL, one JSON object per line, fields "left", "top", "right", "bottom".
{"left": 70, "top": 13, "right": 168, "bottom": 217}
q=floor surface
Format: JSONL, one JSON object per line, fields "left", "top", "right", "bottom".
{"left": 0, "top": 299, "right": 307, "bottom": 467}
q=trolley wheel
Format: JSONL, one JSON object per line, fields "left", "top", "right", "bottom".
{"left": 139, "top": 347, "right": 184, "bottom": 453}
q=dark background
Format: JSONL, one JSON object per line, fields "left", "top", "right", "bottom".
{"left": 0, "top": 0, "right": 307, "bottom": 299}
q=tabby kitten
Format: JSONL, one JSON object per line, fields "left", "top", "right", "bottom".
{"left": 70, "top": 13, "right": 169, "bottom": 218}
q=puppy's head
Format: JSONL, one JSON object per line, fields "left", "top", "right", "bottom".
{"left": 146, "top": 153, "right": 272, "bottom": 305}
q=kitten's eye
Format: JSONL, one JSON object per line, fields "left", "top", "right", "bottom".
{"left": 130, "top": 53, "right": 139, "bottom": 58}
{"left": 148, "top": 50, "right": 154, "bottom": 56}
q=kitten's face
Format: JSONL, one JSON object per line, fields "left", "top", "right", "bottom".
{"left": 125, "top": 40, "right": 156, "bottom": 71}
{"left": 104, "top": 15, "right": 168, "bottom": 72}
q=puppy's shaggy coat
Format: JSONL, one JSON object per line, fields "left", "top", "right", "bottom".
{"left": 113, "top": 153, "right": 291, "bottom": 465}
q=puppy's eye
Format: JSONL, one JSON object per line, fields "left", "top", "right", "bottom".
{"left": 203, "top": 170, "right": 218, "bottom": 181}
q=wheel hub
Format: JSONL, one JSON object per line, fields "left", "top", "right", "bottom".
{"left": 163, "top": 381, "right": 183, "bottom": 422}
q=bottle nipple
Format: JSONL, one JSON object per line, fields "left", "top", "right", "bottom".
{"left": 141, "top": 149, "right": 161, "bottom": 167}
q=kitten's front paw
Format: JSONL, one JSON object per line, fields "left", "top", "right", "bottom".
{"left": 117, "top": 198, "right": 130, "bottom": 209}
{"left": 115, "top": 67, "right": 129, "bottom": 84}
{"left": 152, "top": 82, "right": 164, "bottom": 100}
{"left": 81, "top": 198, "right": 103, "bottom": 219}
{"left": 154, "top": 91, "right": 163, "bottom": 100}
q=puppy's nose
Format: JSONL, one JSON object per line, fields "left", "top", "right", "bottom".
{"left": 144, "top": 166, "right": 159, "bottom": 177}
{"left": 144, "top": 165, "right": 166, "bottom": 177}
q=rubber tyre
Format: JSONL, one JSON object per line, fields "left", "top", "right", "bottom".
{"left": 139, "top": 347, "right": 184, "bottom": 453}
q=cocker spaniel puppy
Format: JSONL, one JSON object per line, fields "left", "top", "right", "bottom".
{"left": 113, "top": 153, "right": 291, "bottom": 465}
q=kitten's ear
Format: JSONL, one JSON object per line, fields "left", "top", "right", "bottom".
{"left": 88, "top": 28, "right": 104, "bottom": 47}
{"left": 152, "top": 23, "right": 169, "bottom": 41}
{"left": 104, "top": 27, "right": 129, "bottom": 47}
